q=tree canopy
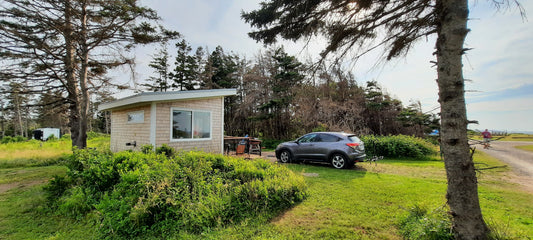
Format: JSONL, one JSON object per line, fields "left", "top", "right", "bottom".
{"left": 243, "top": 0, "right": 524, "bottom": 239}
{"left": 0, "top": 0, "right": 178, "bottom": 148}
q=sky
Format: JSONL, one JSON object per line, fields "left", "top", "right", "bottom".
{"left": 116, "top": 0, "right": 533, "bottom": 133}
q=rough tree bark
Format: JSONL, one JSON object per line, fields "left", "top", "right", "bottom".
{"left": 77, "top": 0, "right": 90, "bottom": 149}
{"left": 436, "top": 0, "right": 490, "bottom": 239}
{"left": 64, "top": 0, "right": 82, "bottom": 149}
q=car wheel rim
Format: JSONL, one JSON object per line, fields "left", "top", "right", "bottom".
{"left": 280, "top": 151, "right": 289, "bottom": 163}
{"left": 332, "top": 155, "right": 345, "bottom": 168}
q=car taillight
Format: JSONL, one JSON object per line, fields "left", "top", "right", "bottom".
{"left": 346, "top": 143, "right": 359, "bottom": 148}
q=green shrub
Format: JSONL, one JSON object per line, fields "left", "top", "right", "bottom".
{"left": 398, "top": 205, "right": 453, "bottom": 240}
{"left": 43, "top": 175, "right": 73, "bottom": 205}
{"left": 155, "top": 144, "right": 175, "bottom": 158}
{"left": 57, "top": 186, "right": 92, "bottom": 218}
{"left": 61, "top": 134, "right": 71, "bottom": 140}
{"left": 46, "top": 135, "right": 58, "bottom": 141}
{"left": 1, "top": 135, "right": 27, "bottom": 144}
{"left": 361, "top": 135, "right": 436, "bottom": 159}
{"left": 1, "top": 136, "right": 13, "bottom": 144}
{"left": 14, "top": 135, "right": 27, "bottom": 142}
{"left": 261, "top": 138, "right": 288, "bottom": 150}
{"left": 44, "top": 150, "right": 307, "bottom": 239}
{"left": 140, "top": 144, "right": 154, "bottom": 154}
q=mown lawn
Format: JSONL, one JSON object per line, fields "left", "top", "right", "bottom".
{"left": 515, "top": 145, "right": 533, "bottom": 152}
{"left": 469, "top": 133, "right": 533, "bottom": 142}
{"left": 1, "top": 146, "right": 532, "bottom": 239}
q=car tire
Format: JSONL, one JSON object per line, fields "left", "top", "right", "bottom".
{"left": 330, "top": 153, "right": 348, "bottom": 169}
{"left": 279, "top": 150, "right": 292, "bottom": 163}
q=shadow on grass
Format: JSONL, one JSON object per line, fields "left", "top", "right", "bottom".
{"left": 282, "top": 161, "right": 368, "bottom": 181}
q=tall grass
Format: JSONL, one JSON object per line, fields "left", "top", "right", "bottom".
{"left": 0, "top": 133, "right": 110, "bottom": 168}
{"left": 0, "top": 139, "right": 70, "bottom": 168}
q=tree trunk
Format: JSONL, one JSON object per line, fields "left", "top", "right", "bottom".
{"left": 436, "top": 0, "right": 489, "bottom": 239}
{"left": 77, "top": 0, "right": 89, "bottom": 149}
{"left": 14, "top": 94, "right": 24, "bottom": 136}
{"left": 64, "top": 0, "right": 82, "bottom": 149}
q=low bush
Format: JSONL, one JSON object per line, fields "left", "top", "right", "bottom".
{"left": 140, "top": 144, "right": 154, "bottom": 154}
{"left": 361, "top": 135, "right": 436, "bottom": 159}
{"left": 398, "top": 205, "right": 453, "bottom": 240}
{"left": 261, "top": 138, "right": 288, "bottom": 150}
{"left": 155, "top": 144, "right": 175, "bottom": 158}
{"left": 44, "top": 149, "right": 307, "bottom": 239}
{"left": 1, "top": 135, "right": 27, "bottom": 144}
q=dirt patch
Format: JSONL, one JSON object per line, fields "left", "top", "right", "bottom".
{"left": 0, "top": 180, "right": 47, "bottom": 194}
{"left": 504, "top": 174, "right": 533, "bottom": 193}
{"left": 477, "top": 141, "right": 533, "bottom": 193}
{"left": 302, "top": 173, "right": 319, "bottom": 177}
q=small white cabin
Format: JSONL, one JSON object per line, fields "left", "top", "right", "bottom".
{"left": 98, "top": 89, "right": 237, "bottom": 153}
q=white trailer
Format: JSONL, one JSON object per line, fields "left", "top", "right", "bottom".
{"left": 33, "top": 128, "right": 61, "bottom": 141}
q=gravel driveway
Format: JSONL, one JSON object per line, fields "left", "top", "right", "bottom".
{"left": 477, "top": 141, "right": 533, "bottom": 191}
{"left": 477, "top": 141, "right": 533, "bottom": 177}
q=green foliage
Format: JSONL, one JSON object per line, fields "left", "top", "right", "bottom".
{"left": 46, "top": 135, "right": 58, "bottom": 141}
{"left": 140, "top": 144, "right": 154, "bottom": 154}
{"left": 260, "top": 138, "right": 288, "bottom": 150}
{"left": 57, "top": 186, "right": 92, "bottom": 218}
{"left": 361, "top": 135, "right": 436, "bottom": 159}
{"left": 155, "top": 144, "right": 175, "bottom": 157}
{"left": 44, "top": 150, "right": 307, "bottom": 239}
{"left": 398, "top": 205, "right": 453, "bottom": 240}
{"left": 3, "top": 149, "right": 533, "bottom": 239}
{"left": 312, "top": 123, "right": 328, "bottom": 132}
{"left": 43, "top": 174, "right": 73, "bottom": 205}
{"left": 86, "top": 131, "right": 108, "bottom": 140}
{"left": 1, "top": 136, "right": 13, "bottom": 144}
{"left": 1, "top": 135, "right": 27, "bottom": 144}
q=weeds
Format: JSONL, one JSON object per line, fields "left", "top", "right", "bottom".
{"left": 44, "top": 150, "right": 307, "bottom": 239}
{"left": 398, "top": 205, "right": 453, "bottom": 240}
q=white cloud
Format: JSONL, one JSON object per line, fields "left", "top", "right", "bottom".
{"left": 468, "top": 98, "right": 533, "bottom": 112}
{"left": 117, "top": 0, "right": 532, "bottom": 131}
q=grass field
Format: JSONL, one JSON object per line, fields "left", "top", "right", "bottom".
{"left": 1, "top": 140, "right": 532, "bottom": 239}
{"left": 515, "top": 145, "right": 533, "bottom": 152}
{"left": 497, "top": 134, "right": 533, "bottom": 142}
{"left": 0, "top": 136, "right": 109, "bottom": 168}
{"left": 469, "top": 133, "right": 533, "bottom": 142}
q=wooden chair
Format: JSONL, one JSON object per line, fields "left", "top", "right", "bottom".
{"left": 236, "top": 144, "right": 246, "bottom": 155}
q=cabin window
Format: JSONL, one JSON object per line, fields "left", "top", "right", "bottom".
{"left": 172, "top": 109, "right": 211, "bottom": 140}
{"left": 127, "top": 110, "right": 144, "bottom": 123}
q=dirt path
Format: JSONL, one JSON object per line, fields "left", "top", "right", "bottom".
{"left": 0, "top": 180, "right": 46, "bottom": 194}
{"left": 477, "top": 141, "right": 533, "bottom": 191}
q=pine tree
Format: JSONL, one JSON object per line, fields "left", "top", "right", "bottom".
{"left": 172, "top": 39, "right": 200, "bottom": 90}
{"left": 242, "top": 1, "right": 524, "bottom": 238}
{"left": 144, "top": 45, "right": 172, "bottom": 92}
{"left": 0, "top": 0, "right": 178, "bottom": 149}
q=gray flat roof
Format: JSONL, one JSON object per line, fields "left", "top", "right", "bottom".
{"left": 98, "top": 88, "right": 237, "bottom": 111}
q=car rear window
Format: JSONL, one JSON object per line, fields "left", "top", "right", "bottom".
{"left": 348, "top": 135, "right": 361, "bottom": 142}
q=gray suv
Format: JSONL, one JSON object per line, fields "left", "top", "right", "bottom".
{"left": 275, "top": 132, "right": 366, "bottom": 169}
